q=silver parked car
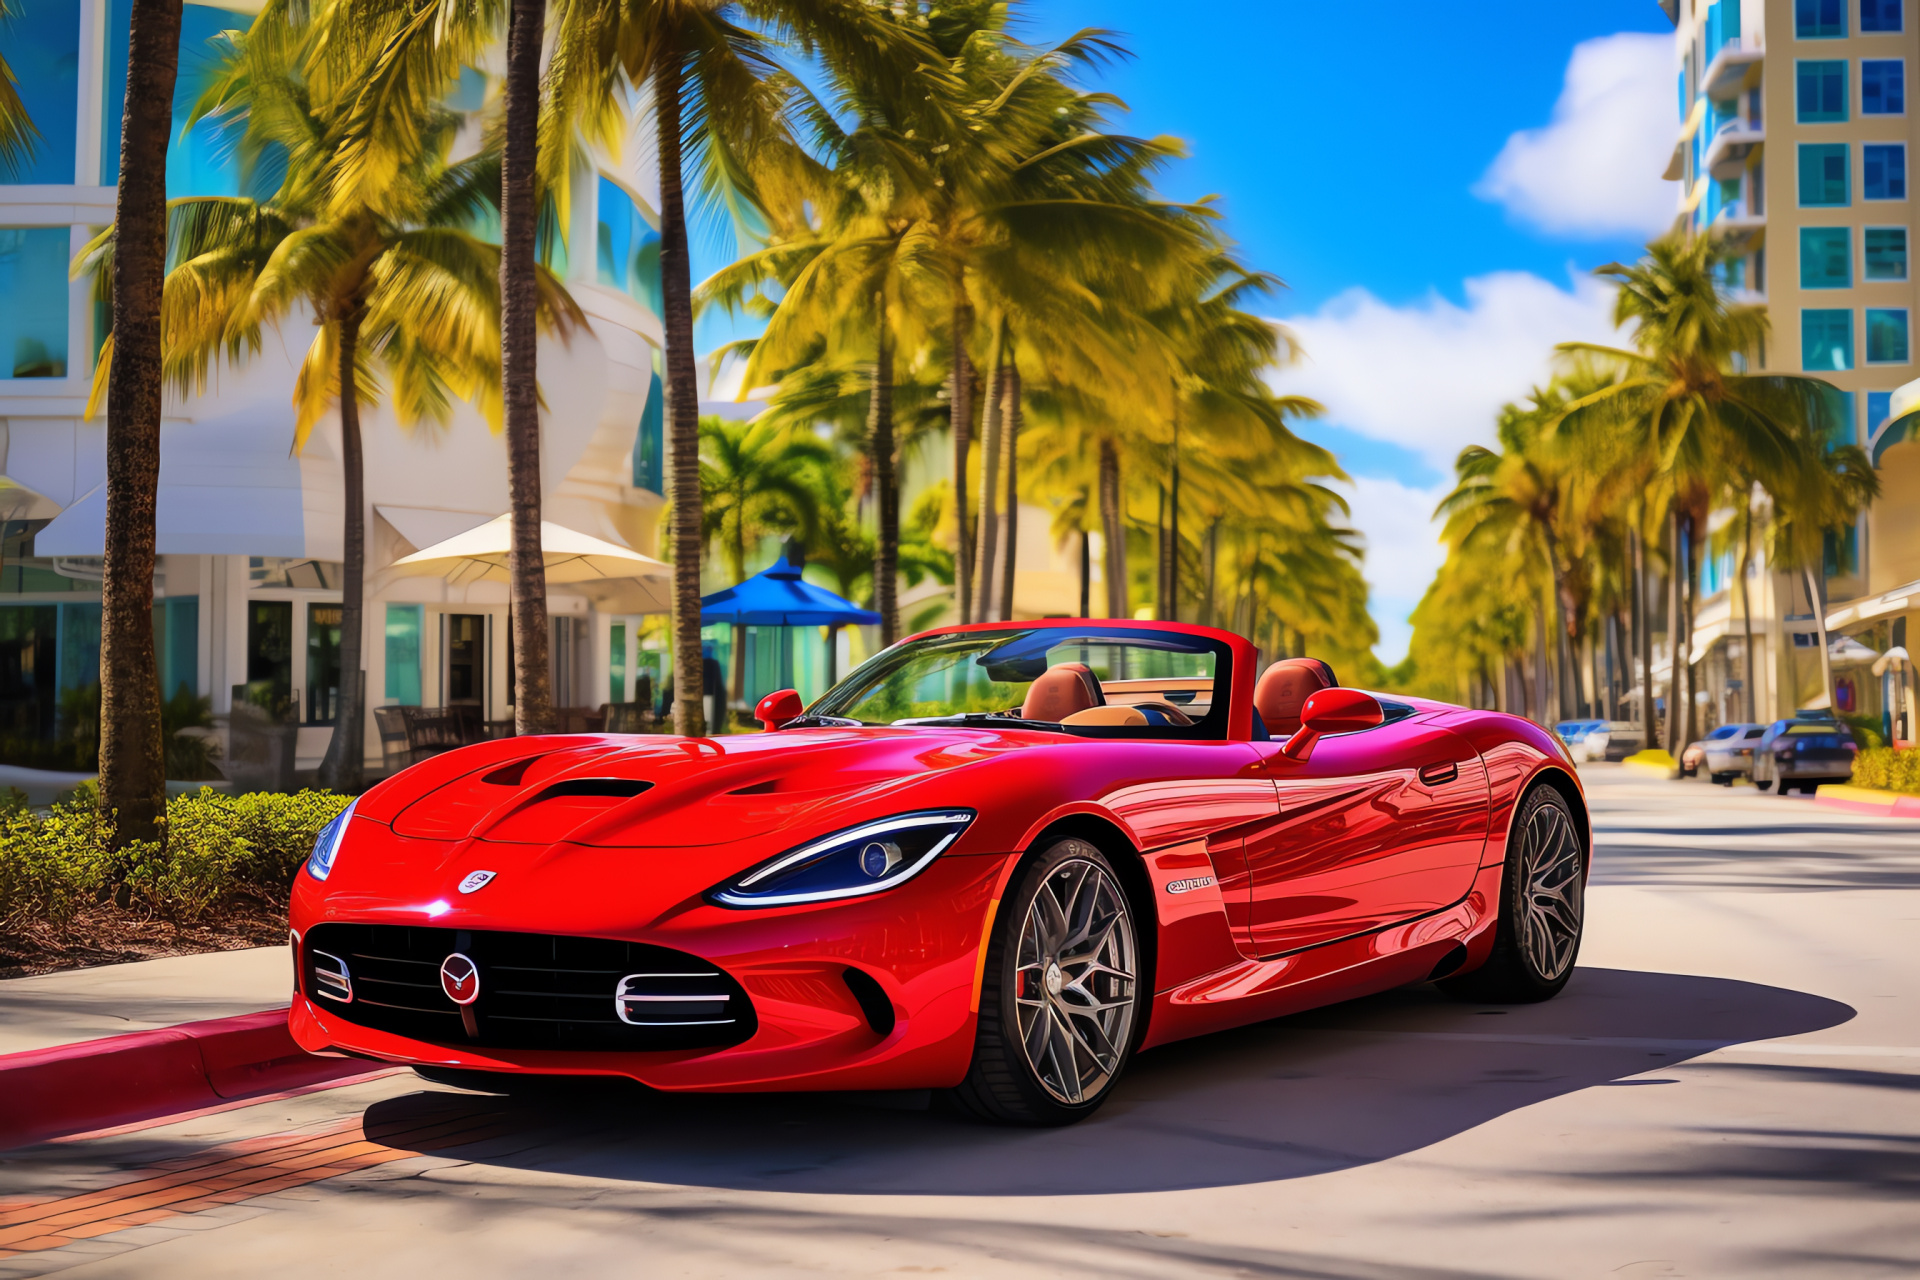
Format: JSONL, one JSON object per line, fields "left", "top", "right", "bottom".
{"left": 1701, "top": 723, "right": 1764, "bottom": 784}
{"left": 1579, "top": 721, "right": 1646, "bottom": 762}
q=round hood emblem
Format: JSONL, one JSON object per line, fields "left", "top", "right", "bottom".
{"left": 439, "top": 952, "right": 480, "bottom": 1005}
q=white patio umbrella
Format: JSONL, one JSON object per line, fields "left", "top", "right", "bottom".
{"left": 390, "top": 514, "right": 672, "bottom": 612}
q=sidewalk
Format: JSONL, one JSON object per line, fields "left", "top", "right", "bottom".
{"left": 0, "top": 947, "right": 293, "bottom": 1055}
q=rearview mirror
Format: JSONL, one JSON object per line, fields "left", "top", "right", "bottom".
{"left": 755, "top": 688, "right": 805, "bottom": 731}
{"left": 1280, "top": 688, "right": 1384, "bottom": 761}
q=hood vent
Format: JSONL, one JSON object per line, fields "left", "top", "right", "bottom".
{"left": 533, "top": 778, "right": 652, "bottom": 800}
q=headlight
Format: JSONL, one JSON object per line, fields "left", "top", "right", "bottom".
{"left": 707, "top": 810, "right": 975, "bottom": 908}
{"left": 306, "top": 799, "right": 358, "bottom": 882}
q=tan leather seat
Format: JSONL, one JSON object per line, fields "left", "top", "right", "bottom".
{"left": 1061, "top": 705, "right": 1148, "bottom": 727}
{"left": 1254, "top": 658, "right": 1338, "bottom": 737}
{"left": 1022, "top": 663, "right": 1103, "bottom": 722}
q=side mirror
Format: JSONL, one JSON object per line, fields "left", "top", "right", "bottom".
{"left": 1280, "top": 687, "right": 1384, "bottom": 761}
{"left": 755, "top": 688, "right": 805, "bottom": 731}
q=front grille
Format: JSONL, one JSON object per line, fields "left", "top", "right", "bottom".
{"left": 302, "top": 924, "right": 755, "bottom": 1052}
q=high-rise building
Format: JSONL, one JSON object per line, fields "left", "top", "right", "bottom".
{"left": 0, "top": 1, "right": 674, "bottom": 776}
{"left": 1665, "top": 0, "right": 1919, "bottom": 740}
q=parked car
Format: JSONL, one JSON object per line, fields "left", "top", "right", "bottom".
{"left": 1751, "top": 718, "right": 1859, "bottom": 795}
{"left": 1681, "top": 724, "right": 1745, "bottom": 777}
{"left": 1579, "top": 722, "right": 1646, "bottom": 762}
{"left": 1554, "top": 720, "right": 1605, "bottom": 759}
{"left": 1701, "top": 723, "right": 1764, "bottom": 785}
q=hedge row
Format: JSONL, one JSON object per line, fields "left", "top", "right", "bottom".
{"left": 1851, "top": 747, "right": 1920, "bottom": 795}
{"left": 0, "top": 788, "right": 350, "bottom": 929}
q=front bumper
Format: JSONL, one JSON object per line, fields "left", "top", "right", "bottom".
{"left": 290, "top": 853, "right": 1011, "bottom": 1092}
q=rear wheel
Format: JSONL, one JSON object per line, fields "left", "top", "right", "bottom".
{"left": 1441, "top": 783, "right": 1585, "bottom": 1004}
{"left": 949, "top": 839, "right": 1143, "bottom": 1126}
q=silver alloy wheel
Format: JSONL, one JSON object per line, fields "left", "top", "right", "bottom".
{"left": 1518, "top": 798, "right": 1584, "bottom": 982}
{"left": 1013, "top": 857, "right": 1137, "bottom": 1105}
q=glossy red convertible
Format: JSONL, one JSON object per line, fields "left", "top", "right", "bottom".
{"left": 289, "top": 620, "right": 1589, "bottom": 1124}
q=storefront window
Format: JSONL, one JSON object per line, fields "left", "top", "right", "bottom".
{"left": 0, "top": 229, "right": 71, "bottom": 379}
{"left": 385, "top": 604, "right": 422, "bottom": 705}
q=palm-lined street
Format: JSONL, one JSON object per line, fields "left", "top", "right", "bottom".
{"left": 2, "top": 766, "right": 1912, "bottom": 1279}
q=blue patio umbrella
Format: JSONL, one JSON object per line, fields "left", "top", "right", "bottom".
{"left": 701, "top": 547, "right": 878, "bottom": 689}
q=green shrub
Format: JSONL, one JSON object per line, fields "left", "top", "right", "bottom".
{"left": 1851, "top": 747, "right": 1920, "bottom": 795}
{"left": 0, "top": 788, "right": 351, "bottom": 928}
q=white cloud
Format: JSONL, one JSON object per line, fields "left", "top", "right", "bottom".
{"left": 1475, "top": 32, "right": 1679, "bottom": 239}
{"left": 1268, "top": 269, "right": 1620, "bottom": 664}
{"left": 1270, "top": 269, "right": 1618, "bottom": 476}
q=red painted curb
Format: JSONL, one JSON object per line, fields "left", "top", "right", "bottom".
{"left": 0, "top": 1008, "right": 369, "bottom": 1150}
{"left": 1815, "top": 794, "right": 1920, "bottom": 819}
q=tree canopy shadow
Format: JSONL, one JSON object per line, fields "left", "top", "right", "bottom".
{"left": 358, "top": 966, "right": 1854, "bottom": 1196}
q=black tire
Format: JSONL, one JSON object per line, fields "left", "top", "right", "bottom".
{"left": 948, "top": 838, "right": 1144, "bottom": 1126}
{"left": 1440, "top": 783, "right": 1586, "bottom": 1004}
{"left": 1755, "top": 778, "right": 1773, "bottom": 792}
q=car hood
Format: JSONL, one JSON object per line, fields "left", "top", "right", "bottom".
{"left": 364, "top": 726, "right": 1044, "bottom": 848}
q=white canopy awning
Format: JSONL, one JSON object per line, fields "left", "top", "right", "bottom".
{"left": 390, "top": 513, "right": 672, "bottom": 612}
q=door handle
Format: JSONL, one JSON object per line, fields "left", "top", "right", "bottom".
{"left": 1418, "top": 761, "right": 1458, "bottom": 786}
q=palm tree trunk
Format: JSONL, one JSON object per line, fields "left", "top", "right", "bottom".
{"left": 950, "top": 299, "right": 973, "bottom": 625}
{"left": 1739, "top": 499, "right": 1757, "bottom": 723}
{"left": 316, "top": 303, "right": 366, "bottom": 791}
{"left": 1675, "top": 509, "right": 1700, "bottom": 764}
{"left": 1533, "top": 605, "right": 1549, "bottom": 725}
{"left": 1098, "top": 437, "right": 1125, "bottom": 619}
{"left": 1805, "top": 564, "right": 1835, "bottom": 712}
{"left": 1078, "top": 526, "right": 1090, "bottom": 616}
{"left": 971, "top": 329, "right": 1003, "bottom": 622}
{"left": 1203, "top": 519, "right": 1219, "bottom": 627}
{"left": 1155, "top": 486, "right": 1168, "bottom": 620}
{"left": 656, "top": 44, "right": 705, "bottom": 736}
{"left": 1166, "top": 410, "right": 1180, "bottom": 624}
{"left": 1633, "top": 523, "right": 1652, "bottom": 747}
{"left": 997, "top": 361, "right": 1020, "bottom": 621}
{"left": 1664, "top": 509, "right": 1681, "bottom": 753}
{"left": 98, "top": 0, "right": 182, "bottom": 846}
{"left": 501, "top": 0, "right": 553, "bottom": 736}
{"left": 869, "top": 292, "right": 898, "bottom": 645}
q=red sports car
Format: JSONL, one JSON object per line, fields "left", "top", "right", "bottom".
{"left": 289, "top": 620, "right": 1589, "bottom": 1125}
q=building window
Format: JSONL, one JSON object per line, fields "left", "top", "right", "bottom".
{"left": 1862, "top": 0, "right": 1904, "bottom": 31}
{"left": 1863, "top": 59, "right": 1906, "bottom": 113}
{"left": 154, "top": 596, "right": 199, "bottom": 699}
{"left": 3, "top": 0, "right": 79, "bottom": 186}
{"left": 595, "top": 175, "right": 663, "bottom": 313}
{"left": 1802, "top": 227, "right": 1854, "bottom": 287}
{"left": 610, "top": 623, "right": 626, "bottom": 704}
{"left": 1797, "top": 60, "right": 1850, "bottom": 121}
{"left": 1867, "top": 307, "right": 1911, "bottom": 362}
{"left": 1865, "top": 143, "right": 1908, "bottom": 198}
{"left": 633, "top": 353, "right": 664, "bottom": 494}
{"left": 103, "top": 4, "right": 259, "bottom": 193}
{"left": 1866, "top": 226, "right": 1909, "bottom": 277}
{"left": 1803, "top": 308, "right": 1855, "bottom": 370}
{"left": 1798, "top": 0, "right": 1848, "bottom": 36}
{"left": 384, "top": 604, "right": 422, "bottom": 705}
{"left": 1869, "top": 390, "right": 1894, "bottom": 433}
{"left": 0, "top": 229, "right": 70, "bottom": 379}
{"left": 1799, "top": 143, "right": 1851, "bottom": 204}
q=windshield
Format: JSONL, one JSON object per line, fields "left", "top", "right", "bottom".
{"left": 806, "top": 627, "right": 1235, "bottom": 740}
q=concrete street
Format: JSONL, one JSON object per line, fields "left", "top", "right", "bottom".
{"left": 2, "top": 765, "right": 1915, "bottom": 1278}
{"left": 0, "top": 948, "right": 291, "bottom": 1055}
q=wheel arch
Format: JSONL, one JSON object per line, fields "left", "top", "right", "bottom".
{"left": 1527, "top": 764, "right": 1592, "bottom": 869}
{"left": 1018, "top": 813, "right": 1159, "bottom": 1042}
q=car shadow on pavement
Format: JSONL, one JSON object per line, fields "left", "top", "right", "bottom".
{"left": 358, "top": 965, "right": 1854, "bottom": 1196}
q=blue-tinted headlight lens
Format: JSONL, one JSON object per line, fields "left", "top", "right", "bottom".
{"left": 709, "top": 811, "right": 974, "bottom": 908}
{"left": 306, "top": 800, "right": 358, "bottom": 882}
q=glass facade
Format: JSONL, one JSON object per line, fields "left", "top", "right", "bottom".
{"left": 1801, "top": 227, "right": 1853, "bottom": 286}
{"left": 384, "top": 604, "right": 422, "bottom": 704}
{"left": 633, "top": 352, "right": 664, "bottom": 493}
{"left": 1796, "top": 0, "right": 1847, "bottom": 37}
{"left": 1866, "top": 308, "right": 1911, "bottom": 363}
{"left": 154, "top": 596, "right": 198, "bottom": 698}
{"left": 0, "top": 229, "right": 70, "bottom": 379}
{"left": 1864, "top": 143, "right": 1907, "bottom": 199}
{"left": 1799, "top": 143, "right": 1851, "bottom": 205}
{"left": 1866, "top": 226, "right": 1909, "bottom": 278}
{"left": 102, "top": 3, "right": 254, "bottom": 193}
{"left": 1797, "top": 60, "right": 1849, "bottom": 122}
{"left": 1863, "top": 60, "right": 1906, "bottom": 114}
{"left": 1862, "top": 0, "right": 1904, "bottom": 31}
{"left": 595, "top": 175, "right": 663, "bottom": 313}
{"left": 609, "top": 622, "right": 626, "bottom": 703}
{"left": 1804, "top": 308, "right": 1855, "bottom": 370}
{"left": 3, "top": 0, "right": 79, "bottom": 185}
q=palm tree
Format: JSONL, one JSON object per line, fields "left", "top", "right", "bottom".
{"left": 96, "top": 0, "right": 186, "bottom": 846}
{"left": 1765, "top": 432, "right": 1879, "bottom": 711}
{"left": 1558, "top": 233, "right": 1841, "bottom": 756}
{"left": 0, "top": 0, "right": 42, "bottom": 178}
{"left": 86, "top": 2, "right": 580, "bottom": 790}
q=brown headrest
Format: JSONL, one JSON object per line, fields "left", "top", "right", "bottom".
{"left": 1022, "top": 662, "right": 1103, "bottom": 723}
{"left": 1254, "top": 658, "right": 1338, "bottom": 738}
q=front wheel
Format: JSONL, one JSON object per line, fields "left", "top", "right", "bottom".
{"left": 948, "top": 839, "right": 1144, "bottom": 1126}
{"left": 1441, "top": 782, "right": 1586, "bottom": 1004}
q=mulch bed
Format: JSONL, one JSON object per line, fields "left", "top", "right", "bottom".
{"left": 0, "top": 905, "right": 287, "bottom": 981}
